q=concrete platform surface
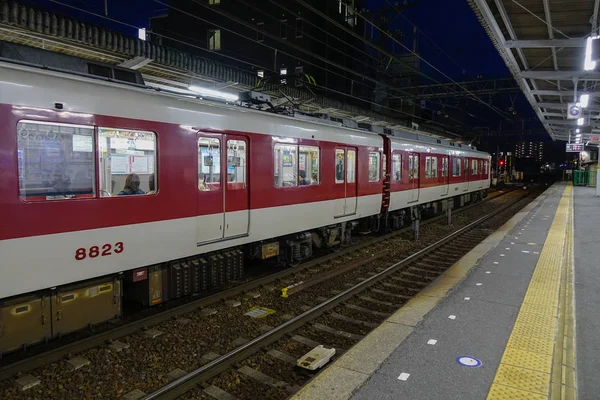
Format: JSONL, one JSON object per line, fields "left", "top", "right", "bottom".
{"left": 291, "top": 183, "right": 580, "bottom": 400}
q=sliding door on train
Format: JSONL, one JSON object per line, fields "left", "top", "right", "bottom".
{"left": 408, "top": 153, "right": 419, "bottom": 202}
{"left": 196, "top": 133, "right": 249, "bottom": 245}
{"left": 441, "top": 156, "right": 449, "bottom": 196}
{"left": 334, "top": 147, "right": 358, "bottom": 217}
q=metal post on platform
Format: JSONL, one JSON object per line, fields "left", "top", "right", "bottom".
{"left": 447, "top": 208, "right": 452, "bottom": 225}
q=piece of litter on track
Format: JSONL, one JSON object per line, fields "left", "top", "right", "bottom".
{"left": 398, "top": 373, "right": 410, "bottom": 381}
{"left": 464, "top": 297, "right": 470, "bottom": 301}
{"left": 448, "top": 315, "right": 456, "bottom": 320}
{"left": 427, "top": 339, "right": 437, "bottom": 345}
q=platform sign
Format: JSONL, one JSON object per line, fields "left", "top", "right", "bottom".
{"left": 566, "top": 143, "right": 583, "bottom": 152}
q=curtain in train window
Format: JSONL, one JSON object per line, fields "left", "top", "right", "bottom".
{"left": 299, "top": 145, "right": 319, "bottom": 185}
{"left": 17, "top": 120, "right": 95, "bottom": 201}
{"left": 274, "top": 144, "right": 298, "bottom": 187}
{"left": 227, "top": 140, "right": 246, "bottom": 188}
{"left": 392, "top": 154, "right": 402, "bottom": 181}
{"left": 368, "top": 152, "right": 380, "bottom": 182}
{"left": 98, "top": 128, "right": 157, "bottom": 196}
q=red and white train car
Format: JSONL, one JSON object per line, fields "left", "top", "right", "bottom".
{"left": 0, "top": 61, "right": 490, "bottom": 352}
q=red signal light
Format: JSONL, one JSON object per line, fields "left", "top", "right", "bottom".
{"left": 499, "top": 160, "right": 504, "bottom": 166}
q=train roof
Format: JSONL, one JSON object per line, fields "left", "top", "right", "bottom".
{"left": 0, "top": 60, "right": 488, "bottom": 156}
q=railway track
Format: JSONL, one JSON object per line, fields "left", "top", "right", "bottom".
{"left": 140, "top": 188, "right": 539, "bottom": 400}
{"left": 0, "top": 187, "right": 526, "bottom": 398}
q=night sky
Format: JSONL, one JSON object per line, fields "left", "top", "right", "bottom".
{"left": 25, "top": 0, "right": 554, "bottom": 157}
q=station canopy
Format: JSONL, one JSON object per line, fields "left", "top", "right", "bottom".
{"left": 471, "top": 0, "right": 600, "bottom": 143}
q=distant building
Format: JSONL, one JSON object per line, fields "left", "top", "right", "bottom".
{"left": 514, "top": 141, "right": 544, "bottom": 161}
{"left": 149, "top": 0, "right": 372, "bottom": 104}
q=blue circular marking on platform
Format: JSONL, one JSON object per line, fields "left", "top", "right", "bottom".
{"left": 456, "top": 356, "right": 482, "bottom": 368}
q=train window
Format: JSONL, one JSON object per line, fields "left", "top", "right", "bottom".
{"left": 452, "top": 158, "right": 461, "bottom": 177}
{"left": 347, "top": 149, "right": 356, "bottom": 183}
{"left": 425, "top": 157, "right": 431, "bottom": 178}
{"left": 227, "top": 140, "right": 246, "bottom": 188}
{"left": 484, "top": 161, "right": 489, "bottom": 174}
{"left": 274, "top": 144, "right": 298, "bottom": 187}
{"left": 368, "top": 152, "right": 380, "bottom": 182}
{"left": 17, "top": 120, "right": 95, "bottom": 201}
{"left": 198, "top": 137, "right": 221, "bottom": 191}
{"left": 392, "top": 154, "right": 402, "bottom": 181}
{"left": 335, "top": 149, "right": 345, "bottom": 183}
{"left": 299, "top": 145, "right": 320, "bottom": 185}
{"left": 98, "top": 128, "right": 157, "bottom": 197}
{"left": 442, "top": 157, "right": 449, "bottom": 177}
{"left": 471, "top": 159, "right": 478, "bottom": 175}
{"left": 431, "top": 157, "right": 438, "bottom": 178}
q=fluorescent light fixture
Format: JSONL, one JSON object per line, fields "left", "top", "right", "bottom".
{"left": 585, "top": 36, "right": 599, "bottom": 71}
{"left": 257, "top": 70, "right": 264, "bottom": 78}
{"left": 580, "top": 94, "right": 590, "bottom": 108}
{"left": 280, "top": 68, "right": 287, "bottom": 75}
{"left": 576, "top": 128, "right": 581, "bottom": 133}
{"left": 189, "top": 85, "right": 239, "bottom": 102}
{"left": 138, "top": 28, "right": 146, "bottom": 41}
{"left": 577, "top": 117, "right": 585, "bottom": 126}
{"left": 576, "top": 133, "right": 582, "bottom": 137}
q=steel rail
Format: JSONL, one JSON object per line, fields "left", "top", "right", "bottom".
{"left": 144, "top": 189, "right": 535, "bottom": 400}
{"left": 0, "top": 186, "right": 511, "bottom": 381}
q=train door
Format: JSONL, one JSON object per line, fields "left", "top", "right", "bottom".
{"left": 224, "top": 135, "right": 249, "bottom": 238}
{"left": 346, "top": 148, "right": 358, "bottom": 215}
{"left": 463, "top": 157, "right": 469, "bottom": 192}
{"left": 197, "top": 134, "right": 225, "bottom": 244}
{"left": 409, "top": 153, "right": 419, "bottom": 202}
{"left": 334, "top": 147, "right": 357, "bottom": 217}
{"left": 441, "top": 156, "right": 449, "bottom": 196}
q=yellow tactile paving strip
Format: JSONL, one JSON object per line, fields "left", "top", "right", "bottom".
{"left": 487, "top": 185, "right": 577, "bottom": 400}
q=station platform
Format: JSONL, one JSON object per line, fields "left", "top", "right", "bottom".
{"left": 292, "top": 182, "right": 595, "bottom": 400}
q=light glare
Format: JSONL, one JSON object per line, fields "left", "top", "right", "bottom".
{"left": 580, "top": 94, "right": 590, "bottom": 108}
{"left": 189, "top": 85, "right": 239, "bottom": 101}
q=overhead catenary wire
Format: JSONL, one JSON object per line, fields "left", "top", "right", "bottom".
{"left": 44, "top": 0, "right": 483, "bottom": 131}
{"left": 294, "top": 0, "right": 514, "bottom": 123}
{"left": 158, "top": 0, "right": 477, "bottom": 125}
{"left": 238, "top": 0, "right": 440, "bottom": 87}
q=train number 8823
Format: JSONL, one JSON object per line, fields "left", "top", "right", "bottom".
{"left": 75, "top": 242, "right": 124, "bottom": 260}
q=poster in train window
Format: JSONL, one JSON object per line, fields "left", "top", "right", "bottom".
{"left": 17, "top": 120, "right": 95, "bottom": 201}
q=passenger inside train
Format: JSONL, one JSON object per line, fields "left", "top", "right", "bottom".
{"left": 118, "top": 173, "right": 145, "bottom": 195}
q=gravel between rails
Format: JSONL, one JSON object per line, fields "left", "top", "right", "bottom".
{"left": 0, "top": 190, "right": 528, "bottom": 399}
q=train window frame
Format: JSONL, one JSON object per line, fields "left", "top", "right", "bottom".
{"left": 198, "top": 136, "right": 222, "bottom": 192}
{"left": 346, "top": 149, "right": 356, "bottom": 183}
{"left": 431, "top": 156, "right": 438, "bottom": 178}
{"left": 226, "top": 139, "right": 247, "bottom": 189}
{"left": 335, "top": 148, "right": 345, "bottom": 184}
{"left": 392, "top": 153, "right": 402, "bottom": 181}
{"left": 452, "top": 158, "right": 461, "bottom": 177}
{"left": 442, "top": 157, "right": 449, "bottom": 177}
{"left": 274, "top": 143, "right": 320, "bottom": 188}
{"left": 17, "top": 120, "right": 96, "bottom": 202}
{"left": 471, "top": 159, "right": 478, "bottom": 175}
{"left": 98, "top": 127, "right": 158, "bottom": 197}
{"left": 368, "top": 151, "right": 380, "bottom": 182}
{"left": 298, "top": 145, "right": 320, "bottom": 186}
{"left": 425, "top": 156, "right": 431, "bottom": 179}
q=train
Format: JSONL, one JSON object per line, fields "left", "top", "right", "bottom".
{"left": 0, "top": 61, "right": 491, "bottom": 353}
